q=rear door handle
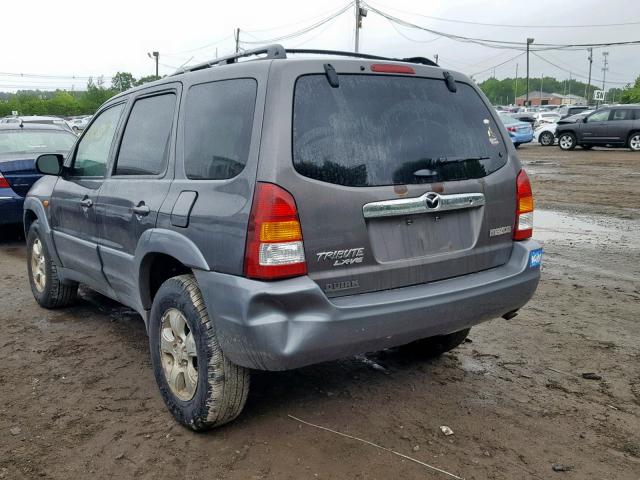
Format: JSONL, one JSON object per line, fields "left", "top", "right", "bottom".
{"left": 80, "top": 198, "right": 93, "bottom": 208}
{"left": 132, "top": 203, "right": 150, "bottom": 216}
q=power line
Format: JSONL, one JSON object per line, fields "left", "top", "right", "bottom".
{"left": 366, "top": 0, "right": 640, "bottom": 29}
{"left": 0, "top": 72, "right": 113, "bottom": 80}
{"left": 240, "top": 3, "right": 354, "bottom": 45}
{"left": 244, "top": 2, "right": 354, "bottom": 33}
{"left": 470, "top": 52, "right": 525, "bottom": 77}
{"left": 163, "top": 35, "right": 233, "bottom": 56}
{"left": 363, "top": 3, "right": 640, "bottom": 51}
{"left": 531, "top": 51, "right": 632, "bottom": 85}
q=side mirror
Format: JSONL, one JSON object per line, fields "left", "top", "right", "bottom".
{"left": 36, "top": 154, "right": 64, "bottom": 175}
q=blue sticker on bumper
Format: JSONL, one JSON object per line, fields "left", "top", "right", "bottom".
{"left": 529, "top": 248, "right": 543, "bottom": 268}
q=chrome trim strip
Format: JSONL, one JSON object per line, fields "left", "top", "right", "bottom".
{"left": 362, "top": 192, "right": 485, "bottom": 219}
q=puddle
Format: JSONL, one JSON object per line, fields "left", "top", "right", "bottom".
{"left": 535, "top": 209, "right": 640, "bottom": 248}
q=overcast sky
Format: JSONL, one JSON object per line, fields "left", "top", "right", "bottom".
{"left": 2, "top": 0, "right": 638, "bottom": 92}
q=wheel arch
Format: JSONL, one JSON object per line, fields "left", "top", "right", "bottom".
{"left": 22, "top": 197, "right": 62, "bottom": 266}
{"left": 135, "top": 229, "right": 211, "bottom": 310}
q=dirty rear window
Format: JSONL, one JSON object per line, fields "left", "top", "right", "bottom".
{"left": 293, "top": 75, "right": 507, "bottom": 186}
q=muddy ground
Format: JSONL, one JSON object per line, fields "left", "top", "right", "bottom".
{"left": 1, "top": 144, "right": 639, "bottom": 480}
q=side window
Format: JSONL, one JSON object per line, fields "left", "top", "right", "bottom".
{"left": 586, "top": 109, "right": 610, "bottom": 123}
{"left": 184, "top": 79, "right": 257, "bottom": 180}
{"left": 611, "top": 109, "right": 630, "bottom": 121}
{"left": 72, "top": 104, "right": 124, "bottom": 177}
{"left": 114, "top": 93, "right": 176, "bottom": 176}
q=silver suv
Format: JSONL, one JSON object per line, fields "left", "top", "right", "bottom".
{"left": 24, "top": 46, "right": 541, "bottom": 430}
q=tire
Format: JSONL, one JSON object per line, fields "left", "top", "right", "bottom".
{"left": 149, "top": 274, "right": 250, "bottom": 431}
{"left": 581, "top": 145, "right": 593, "bottom": 150}
{"left": 26, "top": 221, "right": 77, "bottom": 308}
{"left": 539, "top": 131, "right": 554, "bottom": 146}
{"left": 514, "top": 143, "right": 520, "bottom": 149}
{"left": 628, "top": 132, "right": 640, "bottom": 151}
{"left": 558, "top": 132, "right": 576, "bottom": 150}
{"left": 400, "top": 328, "right": 470, "bottom": 358}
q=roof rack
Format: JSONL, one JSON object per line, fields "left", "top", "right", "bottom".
{"left": 172, "top": 45, "right": 287, "bottom": 75}
{"left": 172, "top": 44, "right": 438, "bottom": 76}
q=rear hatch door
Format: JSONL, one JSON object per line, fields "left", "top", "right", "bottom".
{"left": 264, "top": 63, "right": 518, "bottom": 298}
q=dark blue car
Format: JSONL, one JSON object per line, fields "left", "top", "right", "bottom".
{"left": 0, "top": 123, "right": 76, "bottom": 225}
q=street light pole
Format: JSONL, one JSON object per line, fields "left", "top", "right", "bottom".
{"left": 585, "top": 47, "right": 593, "bottom": 103}
{"left": 526, "top": 38, "right": 534, "bottom": 107}
{"left": 514, "top": 63, "right": 518, "bottom": 106}
{"left": 148, "top": 51, "right": 159, "bottom": 78}
{"left": 354, "top": 0, "right": 367, "bottom": 53}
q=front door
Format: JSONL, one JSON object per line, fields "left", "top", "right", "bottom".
{"left": 97, "top": 89, "right": 179, "bottom": 310}
{"left": 49, "top": 102, "right": 126, "bottom": 290}
{"left": 579, "top": 109, "right": 611, "bottom": 144}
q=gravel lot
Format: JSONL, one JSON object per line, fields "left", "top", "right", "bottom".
{"left": 1, "top": 144, "right": 639, "bottom": 480}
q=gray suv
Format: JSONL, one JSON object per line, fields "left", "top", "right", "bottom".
{"left": 24, "top": 46, "right": 541, "bottom": 430}
{"left": 556, "top": 105, "right": 640, "bottom": 151}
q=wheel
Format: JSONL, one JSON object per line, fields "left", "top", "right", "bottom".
{"left": 27, "top": 221, "right": 77, "bottom": 308}
{"left": 400, "top": 328, "right": 470, "bottom": 358}
{"left": 629, "top": 132, "right": 640, "bottom": 151}
{"left": 514, "top": 143, "right": 521, "bottom": 149}
{"left": 539, "top": 131, "right": 554, "bottom": 146}
{"left": 149, "top": 274, "right": 250, "bottom": 431}
{"left": 558, "top": 133, "right": 576, "bottom": 150}
{"left": 581, "top": 145, "right": 593, "bottom": 150}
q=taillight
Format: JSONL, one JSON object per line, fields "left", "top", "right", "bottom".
{"left": 0, "top": 172, "right": 9, "bottom": 189}
{"left": 514, "top": 169, "right": 533, "bottom": 240}
{"left": 507, "top": 126, "right": 517, "bottom": 133}
{"left": 244, "top": 182, "right": 307, "bottom": 280}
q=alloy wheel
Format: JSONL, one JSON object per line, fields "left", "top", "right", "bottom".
{"left": 630, "top": 134, "right": 640, "bottom": 151}
{"left": 559, "top": 135, "right": 574, "bottom": 150}
{"left": 159, "top": 308, "right": 198, "bottom": 401}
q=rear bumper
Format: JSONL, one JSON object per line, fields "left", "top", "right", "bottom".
{"left": 511, "top": 132, "right": 534, "bottom": 144}
{"left": 195, "top": 240, "right": 541, "bottom": 370}
{"left": 0, "top": 192, "right": 24, "bottom": 225}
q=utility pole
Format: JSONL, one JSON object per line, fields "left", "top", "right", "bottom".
{"left": 585, "top": 47, "right": 593, "bottom": 103}
{"left": 434, "top": 53, "right": 439, "bottom": 64}
{"left": 526, "top": 38, "right": 534, "bottom": 107}
{"left": 235, "top": 28, "right": 240, "bottom": 54}
{"left": 601, "top": 51, "right": 609, "bottom": 103}
{"left": 514, "top": 63, "right": 519, "bottom": 106}
{"left": 354, "top": 0, "right": 367, "bottom": 52}
{"left": 148, "top": 51, "right": 159, "bottom": 77}
{"left": 568, "top": 71, "right": 572, "bottom": 104}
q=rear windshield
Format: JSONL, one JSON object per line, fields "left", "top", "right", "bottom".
{"left": 0, "top": 130, "right": 75, "bottom": 155}
{"left": 293, "top": 74, "right": 507, "bottom": 187}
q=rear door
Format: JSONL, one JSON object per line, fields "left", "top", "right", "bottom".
{"left": 262, "top": 63, "right": 517, "bottom": 298}
{"left": 49, "top": 102, "right": 126, "bottom": 290}
{"left": 607, "top": 108, "right": 634, "bottom": 143}
{"left": 97, "top": 87, "right": 179, "bottom": 308}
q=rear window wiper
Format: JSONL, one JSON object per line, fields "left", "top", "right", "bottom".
{"left": 434, "top": 156, "right": 490, "bottom": 165}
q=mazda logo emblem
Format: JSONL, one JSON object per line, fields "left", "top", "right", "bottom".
{"left": 425, "top": 192, "right": 440, "bottom": 209}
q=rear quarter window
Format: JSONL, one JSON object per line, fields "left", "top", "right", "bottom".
{"left": 184, "top": 78, "right": 257, "bottom": 180}
{"left": 293, "top": 74, "right": 507, "bottom": 187}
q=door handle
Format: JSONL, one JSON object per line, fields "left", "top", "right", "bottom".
{"left": 80, "top": 198, "right": 93, "bottom": 208}
{"left": 132, "top": 203, "right": 150, "bottom": 216}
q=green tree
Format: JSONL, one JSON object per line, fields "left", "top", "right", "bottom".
{"left": 111, "top": 72, "right": 136, "bottom": 92}
{"left": 620, "top": 76, "right": 640, "bottom": 103}
{"left": 135, "top": 75, "right": 161, "bottom": 86}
